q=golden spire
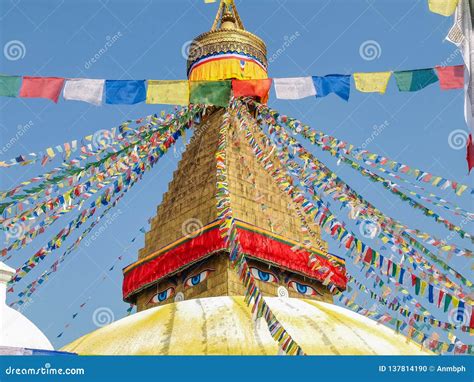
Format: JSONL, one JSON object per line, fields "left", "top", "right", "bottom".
{"left": 210, "top": 0, "right": 244, "bottom": 31}
{"left": 187, "top": 0, "right": 268, "bottom": 79}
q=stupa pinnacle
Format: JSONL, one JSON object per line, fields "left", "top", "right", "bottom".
{"left": 119, "top": 0, "right": 345, "bottom": 312}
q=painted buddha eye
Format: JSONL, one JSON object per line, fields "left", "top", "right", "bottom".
{"left": 288, "top": 281, "right": 319, "bottom": 296}
{"left": 184, "top": 269, "right": 213, "bottom": 288}
{"left": 150, "top": 287, "right": 175, "bottom": 304}
{"left": 250, "top": 267, "right": 278, "bottom": 283}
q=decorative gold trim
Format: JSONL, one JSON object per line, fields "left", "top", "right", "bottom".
{"left": 187, "top": 29, "right": 267, "bottom": 71}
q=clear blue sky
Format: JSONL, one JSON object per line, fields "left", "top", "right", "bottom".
{"left": 0, "top": 0, "right": 472, "bottom": 350}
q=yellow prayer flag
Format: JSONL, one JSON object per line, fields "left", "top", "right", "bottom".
{"left": 204, "top": 0, "right": 217, "bottom": 3}
{"left": 428, "top": 0, "right": 459, "bottom": 16}
{"left": 46, "top": 147, "right": 55, "bottom": 158}
{"left": 353, "top": 72, "right": 392, "bottom": 94}
{"left": 146, "top": 80, "right": 189, "bottom": 106}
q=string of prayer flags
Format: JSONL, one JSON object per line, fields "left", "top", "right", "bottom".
{"left": 0, "top": 64, "right": 469, "bottom": 107}
{"left": 105, "top": 80, "right": 146, "bottom": 105}
{"left": 146, "top": 80, "right": 189, "bottom": 105}
{"left": 232, "top": 78, "right": 272, "bottom": 100}
{"left": 312, "top": 74, "right": 351, "bottom": 101}
{"left": 19, "top": 76, "right": 65, "bottom": 103}
{"left": 0, "top": 75, "right": 21, "bottom": 97}
{"left": 273, "top": 77, "right": 316, "bottom": 100}
{"left": 63, "top": 78, "right": 105, "bottom": 105}
{"left": 190, "top": 80, "right": 231, "bottom": 107}
{"left": 428, "top": 0, "right": 459, "bottom": 16}
{"left": 215, "top": 107, "right": 305, "bottom": 355}
{"left": 353, "top": 72, "right": 392, "bottom": 94}
{"left": 393, "top": 68, "right": 438, "bottom": 92}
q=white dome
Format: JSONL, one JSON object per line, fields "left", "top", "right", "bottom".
{"left": 1, "top": 306, "right": 53, "bottom": 350}
{"left": 0, "top": 262, "right": 53, "bottom": 351}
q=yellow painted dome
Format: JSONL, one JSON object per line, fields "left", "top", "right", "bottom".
{"left": 62, "top": 297, "right": 430, "bottom": 355}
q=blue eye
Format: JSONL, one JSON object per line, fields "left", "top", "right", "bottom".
{"left": 258, "top": 270, "right": 270, "bottom": 282}
{"left": 150, "top": 287, "right": 175, "bottom": 304}
{"left": 296, "top": 283, "right": 307, "bottom": 294}
{"left": 288, "top": 281, "right": 319, "bottom": 296}
{"left": 184, "top": 269, "right": 213, "bottom": 288}
{"left": 158, "top": 290, "right": 169, "bottom": 301}
{"left": 250, "top": 267, "right": 278, "bottom": 283}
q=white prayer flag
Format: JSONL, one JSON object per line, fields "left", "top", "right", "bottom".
{"left": 63, "top": 78, "right": 105, "bottom": 105}
{"left": 273, "top": 77, "right": 316, "bottom": 100}
{"left": 446, "top": 0, "right": 473, "bottom": 133}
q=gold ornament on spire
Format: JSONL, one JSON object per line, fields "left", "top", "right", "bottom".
{"left": 187, "top": 0, "right": 267, "bottom": 81}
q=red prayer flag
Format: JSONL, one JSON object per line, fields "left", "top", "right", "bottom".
{"left": 467, "top": 134, "right": 474, "bottom": 173}
{"left": 435, "top": 65, "right": 465, "bottom": 90}
{"left": 19, "top": 76, "right": 65, "bottom": 103}
{"left": 232, "top": 79, "right": 272, "bottom": 100}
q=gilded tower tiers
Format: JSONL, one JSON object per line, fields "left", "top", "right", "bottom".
{"left": 122, "top": 0, "right": 345, "bottom": 312}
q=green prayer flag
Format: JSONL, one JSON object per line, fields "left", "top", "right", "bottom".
{"left": 0, "top": 75, "right": 21, "bottom": 97}
{"left": 190, "top": 80, "right": 231, "bottom": 107}
{"left": 414, "top": 277, "right": 420, "bottom": 295}
{"left": 393, "top": 69, "right": 438, "bottom": 92}
{"left": 443, "top": 293, "right": 452, "bottom": 313}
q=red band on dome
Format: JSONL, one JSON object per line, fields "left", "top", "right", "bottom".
{"left": 122, "top": 221, "right": 346, "bottom": 302}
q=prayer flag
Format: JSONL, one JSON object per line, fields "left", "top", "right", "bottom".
{"left": 232, "top": 79, "right": 272, "bottom": 99}
{"left": 273, "top": 77, "right": 316, "bottom": 99}
{"left": 146, "top": 80, "right": 189, "bottom": 105}
{"left": 63, "top": 78, "right": 105, "bottom": 105}
{"left": 393, "top": 68, "right": 438, "bottom": 92}
{"left": 19, "top": 76, "right": 65, "bottom": 103}
{"left": 190, "top": 80, "right": 231, "bottom": 107}
{"left": 312, "top": 74, "right": 351, "bottom": 101}
{"left": 105, "top": 80, "right": 146, "bottom": 105}
{"left": 435, "top": 65, "right": 465, "bottom": 89}
{"left": 467, "top": 134, "right": 474, "bottom": 173}
{"left": 428, "top": 0, "right": 459, "bottom": 16}
{"left": 446, "top": 0, "right": 473, "bottom": 133}
{"left": 353, "top": 72, "right": 391, "bottom": 94}
{"left": 0, "top": 75, "right": 21, "bottom": 97}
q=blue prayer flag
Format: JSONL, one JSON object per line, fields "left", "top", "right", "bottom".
{"left": 105, "top": 80, "right": 146, "bottom": 105}
{"left": 312, "top": 74, "right": 350, "bottom": 101}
